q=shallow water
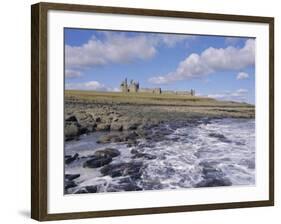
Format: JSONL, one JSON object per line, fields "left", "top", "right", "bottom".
{"left": 65, "top": 118, "right": 255, "bottom": 194}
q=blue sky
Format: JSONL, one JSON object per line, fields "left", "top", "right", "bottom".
{"left": 65, "top": 28, "right": 255, "bottom": 104}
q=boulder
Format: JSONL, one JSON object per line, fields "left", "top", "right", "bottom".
{"left": 65, "top": 173, "right": 80, "bottom": 181}
{"left": 123, "top": 122, "right": 140, "bottom": 130}
{"left": 94, "top": 148, "right": 120, "bottom": 158}
{"left": 76, "top": 185, "right": 98, "bottom": 194}
{"left": 132, "top": 153, "right": 156, "bottom": 160}
{"left": 65, "top": 180, "right": 77, "bottom": 190}
{"left": 65, "top": 115, "right": 78, "bottom": 122}
{"left": 83, "top": 156, "right": 112, "bottom": 168}
{"left": 208, "top": 133, "right": 231, "bottom": 143}
{"left": 65, "top": 153, "right": 79, "bottom": 165}
{"left": 100, "top": 161, "right": 143, "bottom": 180}
{"left": 65, "top": 122, "right": 79, "bottom": 140}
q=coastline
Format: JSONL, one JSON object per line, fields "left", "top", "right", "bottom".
{"left": 65, "top": 90, "right": 255, "bottom": 141}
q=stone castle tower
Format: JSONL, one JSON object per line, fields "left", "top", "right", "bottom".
{"left": 120, "top": 78, "right": 139, "bottom": 93}
{"left": 120, "top": 78, "right": 195, "bottom": 96}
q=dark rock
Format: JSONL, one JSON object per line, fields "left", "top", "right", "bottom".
{"left": 85, "top": 185, "right": 98, "bottom": 193}
{"left": 196, "top": 163, "right": 232, "bottom": 187}
{"left": 75, "top": 189, "right": 88, "bottom": 194}
{"left": 130, "top": 148, "right": 139, "bottom": 154}
{"left": 65, "top": 153, "right": 79, "bottom": 165}
{"left": 132, "top": 153, "right": 157, "bottom": 160}
{"left": 124, "top": 131, "right": 138, "bottom": 141}
{"left": 83, "top": 156, "right": 112, "bottom": 168}
{"left": 107, "top": 178, "right": 142, "bottom": 192}
{"left": 208, "top": 133, "right": 231, "bottom": 143}
{"left": 123, "top": 122, "right": 140, "bottom": 130}
{"left": 95, "top": 117, "right": 101, "bottom": 122}
{"left": 65, "top": 180, "right": 77, "bottom": 190}
{"left": 65, "top": 115, "right": 78, "bottom": 122}
{"left": 75, "top": 185, "right": 99, "bottom": 194}
{"left": 100, "top": 161, "right": 143, "bottom": 179}
{"left": 196, "top": 178, "right": 232, "bottom": 187}
{"left": 65, "top": 173, "right": 80, "bottom": 181}
{"left": 94, "top": 148, "right": 120, "bottom": 158}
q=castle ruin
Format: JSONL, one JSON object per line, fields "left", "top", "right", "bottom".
{"left": 120, "top": 78, "right": 195, "bottom": 96}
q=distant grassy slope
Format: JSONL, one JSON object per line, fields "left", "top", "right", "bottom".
{"left": 65, "top": 90, "right": 253, "bottom": 107}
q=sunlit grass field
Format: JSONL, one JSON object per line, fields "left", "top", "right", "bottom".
{"left": 65, "top": 90, "right": 253, "bottom": 107}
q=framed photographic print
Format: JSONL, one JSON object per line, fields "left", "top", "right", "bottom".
{"left": 31, "top": 2, "right": 274, "bottom": 221}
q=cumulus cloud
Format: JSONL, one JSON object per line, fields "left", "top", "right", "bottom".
{"left": 65, "top": 69, "right": 82, "bottom": 78}
{"left": 65, "top": 31, "right": 193, "bottom": 70}
{"left": 236, "top": 72, "right": 249, "bottom": 80}
{"left": 208, "top": 89, "right": 249, "bottom": 102}
{"left": 65, "top": 80, "right": 118, "bottom": 92}
{"left": 149, "top": 39, "right": 255, "bottom": 84}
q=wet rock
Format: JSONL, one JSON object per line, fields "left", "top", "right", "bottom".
{"left": 107, "top": 178, "right": 142, "bottom": 192}
{"left": 65, "top": 180, "right": 77, "bottom": 190}
{"left": 65, "top": 153, "right": 79, "bottom": 165}
{"left": 132, "top": 153, "right": 156, "bottom": 160}
{"left": 196, "top": 164, "right": 232, "bottom": 187}
{"left": 196, "top": 178, "right": 232, "bottom": 187}
{"left": 100, "top": 161, "right": 143, "bottom": 180}
{"left": 75, "top": 185, "right": 98, "bottom": 194}
{"left": 123, "top": 122, "right": 140, "bottom": 130}
{"left": 208, "top": 133, "right": 231, "bottom": 143}
{"left": 65, "top": 173, "right": 80, "bottom": 181}
{"left": 83, "top": 156, "right": 112, "bottom": 168}
{"left": 75, "top": 189, "right": 88, "bottom": 194}
{"left": 94, "top": 148, "right": 120, "bottom": 158}
{"left": 79, "top": 120, "right": 97, "bottom": 133}
{"left": 123, "top": 131, "right": 138, "bottom": 141}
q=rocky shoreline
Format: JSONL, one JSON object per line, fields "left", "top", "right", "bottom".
{"left": 64, "top": 96, "right": 255, "bottom": 194}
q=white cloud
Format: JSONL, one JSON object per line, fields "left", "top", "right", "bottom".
{"left": 65, "top": 69, "right": 82, "bottom": 78}
{"left": 65, "top": 32, "right": 193, "bottom": 70}
{"left": 207, "top": 89, "right": 249, "bottom": 103}
{"left": 66, "top": 33, "right": 156, "bottom": 69}
{"left": 65, "top": 80, "right": 118, "bottom": 92}
{"left": 236, "top": 72, "right": 249, "bottom": 80}
{"left": 149, "top": 39, "right": 255, "bottom": 84}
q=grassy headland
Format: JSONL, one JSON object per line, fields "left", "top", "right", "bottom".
{"left": 64, "top": 90, "right": 255, "bottom": 140}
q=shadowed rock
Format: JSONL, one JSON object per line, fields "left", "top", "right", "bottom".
{"left": 100, "top": 161, "right": 143, "bottom": 180}
{"left": 94, "top": 148, "right": 120, "bottom": 158}
{"left": 208, "top": 133, "right": 231, "bottom": 143}
{"left": 132, "top": 152, "right": 157, "bottom": 160}
{"left": 65, "top": 174, "right": 80, "bottom": 181}
{"left": 65, "top": 153, "right": 79, "bottom": 165}
{"left": 75, "top": 185, "right": 98, "bottom": 194}
{"left": 83, "top": 156, "right": 112, "bottom": 168}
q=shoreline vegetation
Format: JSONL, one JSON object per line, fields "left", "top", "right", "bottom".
{"left": 64, "top": 90, "right": 255, "bottom": 193}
